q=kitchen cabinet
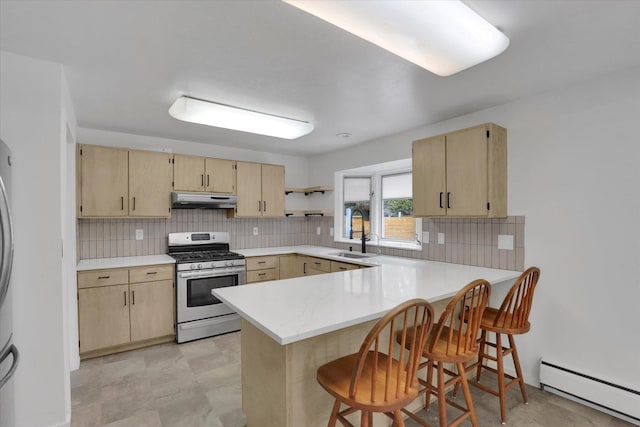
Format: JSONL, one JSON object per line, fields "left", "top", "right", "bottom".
{"left": 77, "top": 264, "right": 175, "bottom": 358}
{"left": 412, "top": 123, "right": 507, "bottom": 217}
{"left": 278, "top": 254, "right": 304, "bottom": 280}
{"left": 330, "top": 260, "right": 360, "bottom": 272}
{"left": 128, "top": 150, "right": 173, "bottom": 217}
{"left": 246, "top": 256, "right": 279, "bottom": 283}
{"left": 78, "top": 145, "right": 129, "bottom": 217}
{"left": 234, "top": 162, "right": 285, "bottom": 217}
{"left": 303, "top": 256, "right": 331, "bottom": 276}
{"left": 173, "top": 154, "right": 236, "bottom": 194}
{"left": 78, "top": 145, "right": 172, "bottom": 218}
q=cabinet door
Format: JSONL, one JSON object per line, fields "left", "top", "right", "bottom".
{"left": 174, "top": 154, "right": 205, "bottom": 191}
{"left": 79, "top": 145, "right": 129, "bottom": 217}
{"left": 129, "top": 150, "right": 173, "bottom": 217}
{"left": 279, "top": 255, "right": 304, "bottom": 279}
{"left": 261, "top": 164, "right": 285, "bottom": 217}
{"left": 206, "top": 158, "right": 236, "bottom": 194}
{"left": 78, "top": 284, "right": 130, "bottom": 353}
{"left": 235, "top": 162, "right": 263, "bottom": 217}
{"left": 129, "top": 280, "right": 175, "bottom": 342}
{"left": 412, "top": 136, "right": 446, "bottom": 217}
{"left": 446, "top": 127, "right": 488, "bottom": 216}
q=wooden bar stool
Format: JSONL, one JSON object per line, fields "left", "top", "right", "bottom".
{"left": 399, "top": 279, "right": 491, "bottom": 427}
{"left": 457, "top": 267, "right": 540, "bottom": 424}
{"left": 316, "top": 299, "right": 435, "bottom": 427}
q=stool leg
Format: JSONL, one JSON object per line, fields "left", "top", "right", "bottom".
{"left": 436, "top": 362, "right": 447, "bottom": 427}
{"left": 476, "top": 329, "right": 487, "bottom": 381}
{"left": 393, "top": 409, "right": 405, "bottom": 427}
{"left": 425, "top": 361, "right": 434, "bottom": 410}
{"left": 508, "top": 334, "right": 528, "bottom": 404}
{"left": 496, "top": 333, "right": 507, "bottom": 424}
{"left": 328, "top": 399, "right": 340, "bottom": 427}
{"left": 360, "top": 410, "right": 370, "bottom": 427}
{"left": 458, "top": 362, "right": 478, "bottom": 427}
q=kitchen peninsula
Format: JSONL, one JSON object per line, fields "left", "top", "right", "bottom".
{"left": 213, "top": 246, "right": 521, "bottom": 427}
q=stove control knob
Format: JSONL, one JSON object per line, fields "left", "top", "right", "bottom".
{"left": 197, "top": 263, "right": 202, "bottom": 269}
{"left": 226, "top": 261, "right": 233, "bottom": 267}
{"left": 190, "top": 264, "right": 196, "bottom": 270}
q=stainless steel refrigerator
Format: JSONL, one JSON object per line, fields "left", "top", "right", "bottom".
{"left": 0, "top": 138, "right": 17, "bottom": 427}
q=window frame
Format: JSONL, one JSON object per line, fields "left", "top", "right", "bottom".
{"left": 334, "top": 160, "right": 422, "bottom": 251}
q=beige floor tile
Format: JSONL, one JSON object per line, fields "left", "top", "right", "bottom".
{"left": 101, "top": 410, "right": 162, "bottom": 427}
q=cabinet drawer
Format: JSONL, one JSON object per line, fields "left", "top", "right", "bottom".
{"left": 330, "top": 261, "right": 360, "bottom": 272}
{"left": 306, "top": 257, "right": 330, "bottom": 273}
{"left": 129, "top": 264, "right": 174, "bottom": 283}
{"left": 78, "top": 269, "right": 129, "bottom": 289}
{"left": 247, "top": 268, "right": 278, "bottom": 283}
{"left": 246, "top": 256, "right": 278, "bottom": 271}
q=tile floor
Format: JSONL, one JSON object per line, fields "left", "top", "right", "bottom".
{"left": 71, "top": 332, "right": 634, "bottom": 427}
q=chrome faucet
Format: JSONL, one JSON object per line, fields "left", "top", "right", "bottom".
{"left": 349, "top": 209, "right": 367, "bottom": 253}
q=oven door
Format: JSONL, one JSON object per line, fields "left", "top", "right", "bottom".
{"left": 176, "top": 267, "right": 246, "bottom": 323}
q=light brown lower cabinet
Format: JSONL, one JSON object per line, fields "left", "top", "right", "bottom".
{"left": 246, "top": 256, "right": 279, "bottom": 283}
{"left": 330, "top": 261, "right": 360, "bottom": 272}
{"left": 77, "top": 264, "right": 175, "bottom": 358}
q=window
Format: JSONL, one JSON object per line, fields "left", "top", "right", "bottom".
{"left": 334, "top": 159, "right": 422, "bottom": 250}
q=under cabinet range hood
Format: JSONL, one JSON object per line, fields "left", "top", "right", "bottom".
{"left": 171, "top": 192, "right": 237, "bottom": 209}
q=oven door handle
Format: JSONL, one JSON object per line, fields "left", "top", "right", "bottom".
{"left": 178, "top": 268, "right": 245, "bottom": 279}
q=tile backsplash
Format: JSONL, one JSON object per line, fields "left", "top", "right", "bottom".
{"left": 78, "top": 211, "right": 525, "bottom": 271}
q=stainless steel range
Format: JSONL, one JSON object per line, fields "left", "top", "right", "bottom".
{"left": 168, "top": 232, "right": 246, "bottom": 343}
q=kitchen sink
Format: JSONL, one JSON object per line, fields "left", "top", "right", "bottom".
{"left": 331, "top": 252, "right": 378, "bottom": 259}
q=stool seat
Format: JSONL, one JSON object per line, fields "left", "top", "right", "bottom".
{"left": 480, "top": 307, "right": 531, "bottom": 335}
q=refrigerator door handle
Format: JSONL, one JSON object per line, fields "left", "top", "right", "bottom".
{"left": 0, "top": 340, "right": 19, "bottom": 389}
{"left": 0, "top": 175, "right": 14, "bottom": 309}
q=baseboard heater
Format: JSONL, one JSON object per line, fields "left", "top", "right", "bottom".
{"left": 539, "top": 360, "right": 640, "bottom": 426}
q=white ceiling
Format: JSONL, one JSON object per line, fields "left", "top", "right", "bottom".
{"left": 1, "top": 1, "right": 640, "bottom": 156}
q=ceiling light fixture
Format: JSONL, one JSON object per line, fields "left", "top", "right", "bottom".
{"left": 282, "top": 0, "right": 509, "bottom": 76}
{"left": 169, "top": 96, "right": 314, "bottom": 139}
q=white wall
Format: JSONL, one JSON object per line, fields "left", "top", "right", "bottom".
{"left": 310, "top": 66, "right": 640, "bottom": 391}
{"left": 0, "top": 51, "right": 70, "bottom": 426}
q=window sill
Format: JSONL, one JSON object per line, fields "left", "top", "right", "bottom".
{"left": 334, "top": 238, "right": 423, "bottom": 252}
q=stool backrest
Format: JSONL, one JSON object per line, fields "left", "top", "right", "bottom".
{"left": 429, "top": 279, "right": 491, "bottom": 357}
{"left": 350, "top": 299, "right": 434, "bottom": 403}
{"left": 493, "top": 266, "right": 540, "bottom": 329}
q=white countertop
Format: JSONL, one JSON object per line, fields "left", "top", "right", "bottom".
{"left": 214, "top": 246, "right": 521, "bottom": 345}
{"left": 77, "top": 255, "right": 176, "bottom": 271}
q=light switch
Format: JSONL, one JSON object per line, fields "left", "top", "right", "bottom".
{"left": 329, "top": 227, "right": 334, "bottom": 237}
{"left": 253, "top": 227, "right": 259, "bottom": 236}
{"left": 422, "top": 231, "right": 429, "bottom": 244}
{"left": 135, "top": 229, "right": 143, "bottom": 240}
{"left": 498, "top": 234, "right": 514, "bottom": 250}
{"left": 438, "top": 233, "right": 445, "bottom": 244}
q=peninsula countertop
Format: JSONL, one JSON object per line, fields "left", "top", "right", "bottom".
{"left": 214, "top": 246, "right": 521, "bottom": 345}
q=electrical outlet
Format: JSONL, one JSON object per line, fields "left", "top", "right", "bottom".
{"left": 135, "top": 229, "right": 143, "bottom": 240}
{"left": 329, "top": 227, "right": 334, "bottom": 237}
{"left": 422, "top": 231, "right": 429, "bottom": 244}
{"left": 252, "top": 227, "right": 259, "bottom": 236}
{"left": 498, "top": 234, "right": 514, "bottom": 250}
{"left": 437, "top": 233, "right": 445, "bottom": 244}
{"left": 316, "top": 226, "right": 321, "bottom": 235}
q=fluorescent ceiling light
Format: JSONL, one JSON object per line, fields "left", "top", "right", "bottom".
{"left": 282, "top": 0, "right": 509, "bottom": 76}
{"left": 169, "top": 96, "right": 314, "bottom": 139}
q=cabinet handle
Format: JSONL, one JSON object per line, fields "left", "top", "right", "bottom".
{"left": 339, "top": 267, "right": 347, "bottom": 270}
{"left": 258, "top": 201, "right": 261, "bottom": 212}
{"left": 207, "top": 174, "right": 210, "bottom": 187}
{"left": 132, "top": 291, "right": 135, "bottom": 305}
{"left": 98, "top": 275, "right": 110, "bottom": 279}
{"left": 314, "top": 261, "right": 321, "bottom": 265}
{"left": 201, "top": 174, "right": 204, "bottom": 186}
{"left": 447, "top": 192, "right": 451, "bottom": 209}
{"left": 263, "top": 201, "right": 266, "bottom": 212}
{"left": 124, "top": 291, "right": 127, "bottom": 306}
{"left": 439, "top": 192, "right": 443, "bottom": 209}
{"left": 303, "top": 262, "right": 307, "bottom": 274}
{"left": 121, "top": 196, "right": 124, "bottom": 211}
{"left": 146, "top": 271, "right": 157, "bottom": 275}
{"left": 258, "top": 273, "right": 266, "bottom": 276}
{"left": 258, "top": 261, "right": 266, "bottom": 264}
{"left": 133, "top": 197, "right": 136, "bottom": 211}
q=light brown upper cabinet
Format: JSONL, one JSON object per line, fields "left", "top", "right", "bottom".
{"left": 78, "top": 144, "right": 172, "bottom": 218}
{"left": 173, "top": 154, "right": 236, "bottom": 194}
{"left": 412, "top": 123, "right": 507, "bottom": 218}
{"left": 234, "top": 162, "right": 285, "bottom": 217}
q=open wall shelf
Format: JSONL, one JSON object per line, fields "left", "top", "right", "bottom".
{"left": 284, "top": 186, "right": 333, "bottom": 196}
{"left": 285, "top": 210, "right": 334, "bottom": 217}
